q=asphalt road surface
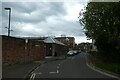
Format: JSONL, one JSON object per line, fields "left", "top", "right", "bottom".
{"left": 29, "top": 52, "right": 118, "bottom": 80}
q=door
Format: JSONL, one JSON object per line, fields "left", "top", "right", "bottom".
{"left": 46, "top": 43, "right": 52, "bottom": 56}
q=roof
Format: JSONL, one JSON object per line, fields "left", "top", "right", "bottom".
{"left": 21, "top": 37, "right": 47, "bottom": 40}
{"left": 44, "top": 37, "right": 65, "bottom": 45}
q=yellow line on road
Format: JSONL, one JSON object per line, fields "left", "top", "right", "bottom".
{"left": 30, "top": 74, "right": 33, "bottom": 80}
{"left": 30, "top": 73, "right": 36, "bottom": 80}
{"left": 32, "top": 73, "right": 36, "bottom": 80}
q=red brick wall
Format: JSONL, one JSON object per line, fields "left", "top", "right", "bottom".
{"left": 55, "top": 44, "right": 69, "bottom": 56}
{"left": 2, "top": 35, "right": 69, "bottom": 65}
{"left": 28, "top": 40, "right": 45, "bottom": 61}
{"left": 2, "top": 36, "right": 26, "bottom": 65}
{"left": 2, "top": 36, "right": 46, "bottom": 65}
{"left": 68, "top": 37, "right": 75, "bottom": 49}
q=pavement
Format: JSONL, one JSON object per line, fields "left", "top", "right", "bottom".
{"left": 2, "top": 56, "right": 66, "bottom": 80}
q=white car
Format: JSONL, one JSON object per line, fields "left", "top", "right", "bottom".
{"left": 67, "top": 51, "right": 74, "bottom": 56}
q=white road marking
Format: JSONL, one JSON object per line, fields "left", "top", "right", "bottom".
{"left": 49, "top": 72, "right": 57, "bottom": 74}
{"left": 57, "top": 69, "right": 59, "bottom": 73}
{"left": 49, "top": 70, "right": 59, "bottom": 74}
{"left": 48, "top": 63, "right": 62, "bottom": 74}
{"left": 72, "top": 57, "right": 74, "bottom": 59}
{"left": 49, "top": 65, "right": 60, "bottom": 74}
{"left": 38, "top": 72, "right": 42, "bottom": 74}
{"left": 57, "top": 66, "right": 59, "bottom": 69}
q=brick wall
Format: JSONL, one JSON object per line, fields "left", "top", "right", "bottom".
{"left": 28, "top": 40, "right": 45, "bottom": 61}
{"left": 55, "top": 44, "right": 69, "bottom": 56}
{"left": 2, "top": 36, "right": 26, "bottom": 65}
{"left": 68, "top": 37, "right": 75, "bottom": 49}
{"left": 2, "top": 35, "right": 69, "bottom": 65}
{"left": 2, "top": 36, "right": 45, "bottom": 65}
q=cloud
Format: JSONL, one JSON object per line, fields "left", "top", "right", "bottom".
{"left": 2, "top": 2, "right": 91, "bottom": 43}
{"left": 2, "top": 0, "right": 89, "bottom": 2}
{"left": 75, "top": 36, "right": 92, "bottom": 43}
{"left": 2, "top": 2, "right": 66, "bottom": 23}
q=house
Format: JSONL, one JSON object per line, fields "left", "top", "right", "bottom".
{"left": 44, "top": 37, "right": 68, "bottom": 56}
{"left": 55, "top": 37, "right": 75, "bottom": 50}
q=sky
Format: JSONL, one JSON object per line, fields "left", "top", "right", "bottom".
{"left": 1, "top": 0, "right": 92, "bottom": 43}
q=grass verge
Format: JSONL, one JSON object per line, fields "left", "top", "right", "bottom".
{"left": 95, "top": 63, "right": 120, "bottom": 75}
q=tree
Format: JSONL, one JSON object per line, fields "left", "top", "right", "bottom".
{"left": 79, "top": 2, "right": 120, "bottom": 63}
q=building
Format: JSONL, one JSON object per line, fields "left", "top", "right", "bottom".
{"left": 44, "top": 37, "right": 68, "bottom": 56}
{"left": 55, "top": 37, "right": 75, "bottom": 49}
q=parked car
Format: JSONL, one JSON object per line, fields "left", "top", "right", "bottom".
{"left": 67, "top": 51, "right": 74, "bottom": 56}
{"left": 73, "top": 50, "right": 78, "bottom": 55}
{"left": 78, "top": 50, "right": 81, "bottom": 53}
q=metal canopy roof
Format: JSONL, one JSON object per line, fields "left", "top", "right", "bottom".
{"left": 44, "top": 37, "right": 65, "bottom": 45}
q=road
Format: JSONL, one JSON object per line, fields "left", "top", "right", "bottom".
{"left": 29, "top": 52, "right": 118, "bottom": 79}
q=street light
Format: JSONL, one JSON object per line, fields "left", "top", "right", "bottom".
{"left": 4, "top": 8, "right": 11, "bottom": 36}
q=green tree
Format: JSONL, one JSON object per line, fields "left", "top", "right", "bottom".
{"left": 79, "top": 2, "right": 120, "bottom": 63}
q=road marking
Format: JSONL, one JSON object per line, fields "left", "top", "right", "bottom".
{"left": 38, "top": 72, "right": 42, "bottom": 74}
{"left": 30, "top": 74, "right": 34, "bottom": 80}
{"left": 30, "top": 73, "right": 36, "bottom": 80}
{"left": 49, "top": 70, "right": 59, "bottom": 74}
{"left": 57, "top": 69, "right": 59, "bottom": 73}
{"left": 57, "top": 66, "right": 59, "bottom": 69}
{"left": 49, "top": 72, "right": 57, "bottom": 74}
{"left": 72, "top": 57, "right": 75, "bottom": 60}
{"left": 49, "top": 64, "right": 60, "bottom": 74}
{"left": 49, "top": 66, "right": 59, "bottom": 74}
{"left": 33, "top": 73, "right": 36, "bottom": 80}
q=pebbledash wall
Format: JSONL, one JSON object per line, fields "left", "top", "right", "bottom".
{"left": 2, "top": 35, "right": 45, "bottom": 65}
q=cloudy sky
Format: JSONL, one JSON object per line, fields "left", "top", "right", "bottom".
{"left": 1, "top": 0, "right": 92, "bottom": 43}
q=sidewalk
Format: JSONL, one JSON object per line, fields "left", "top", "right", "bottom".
{"left": 2, "top": 56, "right": 66, "bottom": 80}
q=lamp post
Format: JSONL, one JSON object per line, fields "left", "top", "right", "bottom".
{"left": 4, "top": 8, "right": 11, "bottom": 36}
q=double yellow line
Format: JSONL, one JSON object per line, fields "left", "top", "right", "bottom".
{"left": 30, "top": 73, "right": 36, "bottom": 80}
